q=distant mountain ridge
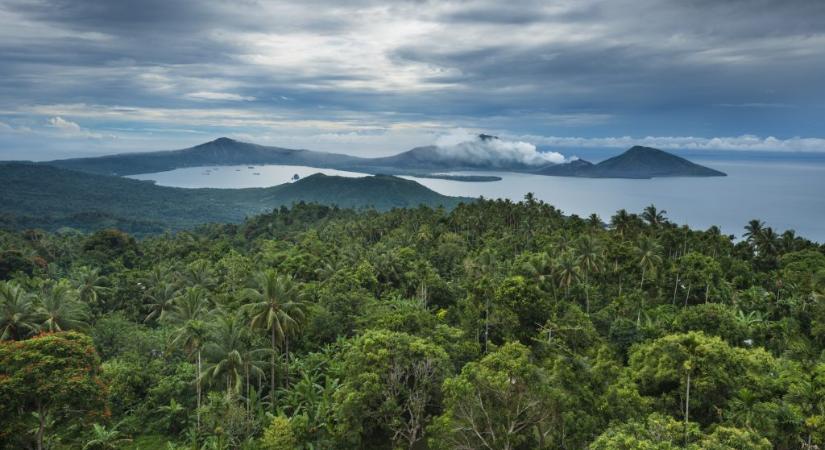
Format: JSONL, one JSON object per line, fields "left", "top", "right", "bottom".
{"left": 534, "top": 146, "right": 726, "bottom": 178}
{"left": 0, "top": 162, "right": 469, "bottom": 234}
{"left": 43, "top": 137, "right": 726, "bottom": 179}
{"left": 46, "top": 137, "right": 368, "bottom": 176}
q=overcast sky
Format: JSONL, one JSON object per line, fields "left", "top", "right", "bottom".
{"left": 1, "top": 0, "right": 824, "bottom": 160}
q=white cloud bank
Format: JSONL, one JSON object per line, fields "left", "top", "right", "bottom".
{"left": 47, "top": 116, "right": 82, "bottom": 133}
{"left": 185, "top": 91, "right": 256, "bottom": 102}
{"left": 512, "top": 134, "right": 825, "bottom": 153}
{"left": 434, "top": 128, "right": 569, "bottom": 166}
{"left": 46, "top": 116, "right": 114, "bottom": 140}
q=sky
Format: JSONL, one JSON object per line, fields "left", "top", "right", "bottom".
{"left": 1, "top": 0, "right": 824, "bottom": 160}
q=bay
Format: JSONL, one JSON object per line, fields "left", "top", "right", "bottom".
{"left": 129, "top": 160, "right": 825, "bottom": 242}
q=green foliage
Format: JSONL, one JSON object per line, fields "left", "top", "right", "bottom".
{"left": 429, "top": 342, "right": 555, "bottom": 450}
{"left": 260, "top": 415, "right": 297, "bottom": 450}
{"left": 0, "top": 198, "right": 823, "bottom": 448}
{"left": 334, "top": 329, "right": 450, "bottom": 449}
{"left": 629, "top": 332, "right": 780, "bottom": 426}
{"left": 0, "top": 331, "right": 107, "bottom": 449}
{"left": 590, "top": 413, "right": 700, "bottom": 449}
{"left": 0, "top": 163, "right": 466, "bottom": 234}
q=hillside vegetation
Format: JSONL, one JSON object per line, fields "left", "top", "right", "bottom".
{"left": 1, "top": 199, "right": 823, "bottom": 449}
{"left": 0, "top": 163, "right": 468, "bottom": 234}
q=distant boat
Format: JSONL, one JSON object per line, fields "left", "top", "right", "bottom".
{"left": 235, "top": 169, "right": 240, "bottom": 171}
{"left": 248, "top": 166, "right": 254, "bottom": 169}
{"left": 253, "top": 172, "right": 261, "bottom": 175}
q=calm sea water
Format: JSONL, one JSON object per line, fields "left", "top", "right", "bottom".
{"left": 128, "top": 165, "right": 365, "bottom": 188}
{"left": 129, "top": 160, "right": 825, "bottom": 242}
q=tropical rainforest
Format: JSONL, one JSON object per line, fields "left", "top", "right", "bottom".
{"left": 1, "top": 198, "right": 824, "bottom": 450}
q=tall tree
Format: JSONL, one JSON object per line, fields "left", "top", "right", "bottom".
{"left": 167, "top": 287, "right": 212, "bottom": 431}
{"left": 0, "top": 332, "right": 107, "bottom": 450}
{"left": 0, "top": 281, "right": 37, "bottom": 340}
{"left": 429, "top": 342, "right": 556, "bottom": 450}
{"left": 70, "top": 266, "right": 108, "bottom": 311}
{"left": 610, "top": 209, "right": 638, "bottom": 238}
{"left": 635, "top": 236, "right": 663, "bottom": 290}
{"left": 574, "top": 235, "right": 603, "bottom": 314}
{"left": 335, "top": 330, "right": 449, "bottom": 449}
{"left": 555, "top": 251, "right": 580, "bottom": 298}
{"left": 143, "top": 282, "right": 178, "bottom": 324}
{"left": 35, "top": 280, "right": 88, "bottom": 332}
{"left": 641, "top": 204, "right": 668, "bottom": 228}
{"left": 744, "top": 219, "right": 765, "bottom": 246}
{"left": 201, "top": 314, "right": 260, "bottom": 396}
{"left": 243, "top": 270, "right": 306, "bottom": 403}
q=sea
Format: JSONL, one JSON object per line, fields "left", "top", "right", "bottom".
{"left": 127, "top": 153, "right": 825, "bottom": 243}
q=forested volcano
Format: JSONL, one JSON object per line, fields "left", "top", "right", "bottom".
{"left": 1, "top": 198, "right": 823, "bottom": 449}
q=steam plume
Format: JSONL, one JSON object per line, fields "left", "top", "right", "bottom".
{"left": 434, "top": 129, "right": 567, "bottom": 167}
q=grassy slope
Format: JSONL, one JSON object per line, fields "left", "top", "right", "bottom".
{"left": 0, "top": 163, "right": 469, "bottom": 234}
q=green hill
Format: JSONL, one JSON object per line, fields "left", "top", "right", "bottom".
{"left": 0, "top": 163, "right": 469, "bottom": 234}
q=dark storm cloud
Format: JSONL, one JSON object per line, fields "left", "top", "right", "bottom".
{"left": 1, "top": 0, "right": 824, "bottom": 159}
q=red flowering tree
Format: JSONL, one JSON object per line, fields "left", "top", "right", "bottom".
{"left": 0, "top": 331, "right": 107, "bottom": 450}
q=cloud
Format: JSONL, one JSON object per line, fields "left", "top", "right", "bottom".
{"left": 45, "top": 115, "right": 114, "bottom": 139}
{"left": 512, "top": 134, "right": 825, "bottom": 153}
{"left": 185, "top": 91, "right": 256, "bottom": 102}
{"left": 2, "top": 0, "right": 825, "bottom": 159}
{"left": 47, "top": 116, "right": 82, "bottom": 132}
{"left": 433, "top": 128, "right": 568, "bottom": 166}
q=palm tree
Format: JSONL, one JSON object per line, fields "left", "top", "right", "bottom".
{"left": 181, "top": 259, "right": 216, "bottom": 289}
{"left": 142, "top": 264, "right": 174, "bottom": 293}
{"left": 35, "top": 280, "right": 88, "bottom": 332}
{"left": 156, "top": 399, "right": 187, "bottom": 435}
{"left": 521, "top": 252, "right": 555, "bottom": 293}
{"left": 780, "top": 230, "right": 799, "bottom": 253}
{"left": 587, "top": 213, "right": 603, "bottom": 229}
{"left": 240, "top": 344, "right": 269, "bottom": 413}
{"left": 636, "top": 236, "right": 663, "bottom": 290}
{"left": 144, "top": 283, "right": 179, "bottom": 323}
{"left": 71, "top": 266, "right": 108, "bottom": 310}
{"left": 641, "top": 204, "right": 668, "bottom": 228}
{"left": 574, "top": 235, "right": 603, "bottom": 314}
{"left": 743, "top": 219, "right": 765, "bottom": 246}
{"left": 82, "top": 422, "right": 131, "bottom": 449}
{"left": 464, "top": 250, "right": 497, "bottom": 353}
{"left": 242, "top": 271, "right": 306, "bottom": 403}
{"left": 555, "top": 252, "right": 580, "bottom": 298}
{"left": 735, "top": 310, "right": 764, "bottom": 339}
{"left": 756, "top": 227, "right": 780, "bottom": 259}
{"left": 200, "top": 314, "right": 248, "bottom": 396}
{"left": 0, "top": 281, "right": 38, "bottom": 340}
{"left": 167, "top": 287, "right": 212, "bottom": 431}
{"left": 166, "top": 287, "right": 211, "bottom": 325}
{"left": 610, "top": 209, "right": 635, "bottom": 237}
